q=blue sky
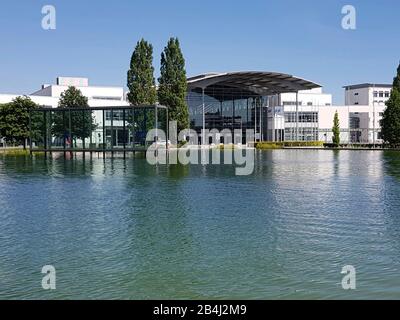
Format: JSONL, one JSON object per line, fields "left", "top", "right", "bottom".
{"left": 0, "top": 0, "right": 399, "bottom": 104}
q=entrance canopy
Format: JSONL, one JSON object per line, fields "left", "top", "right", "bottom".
{"left": 187, "top": 71, "right": 321, "bottom": 100}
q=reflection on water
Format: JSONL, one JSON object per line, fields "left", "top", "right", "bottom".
{"left": 0, "top": 150, "right": 400, "bottom": 299}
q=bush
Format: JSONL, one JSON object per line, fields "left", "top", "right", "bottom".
{"left": 256, "top": 141, "right": 324, "bottom": 149}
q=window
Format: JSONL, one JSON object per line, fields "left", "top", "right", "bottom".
{"left": 355, "top": 102, "right": 359, "bottom": 105}
{"left": 373, "top": 91, "right": 378, "bottom": 97}
{"left": 93, "top": 96, "right": 122, "bottom": 101}
{"left": 284, "top": 112, "right": 318, "bottom": 123}
{"left": 283, "top": 101, "right": 302, "bottom": 106}
{"left": 385, "top": 91, "right": 390, "bottom": 98}
{"left": 350, "top": 117, "right": 360, "bottom": 129}
{"left": 379, "top": 91, "right": 384, "bottom": 98}
{"left": 354, "top": 93, "right": 359, "bottom": 96}
{"left": 105, "top": 110, "right": 125, "bottom": 121}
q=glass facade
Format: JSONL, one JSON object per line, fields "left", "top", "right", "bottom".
{"left": 29, "top": 106, "right": 167, "bottom": 151}
{"left": 187, "top": 87, "right": 323, "bottom": 143}
{"left": 284, "top": 111, "right": 319, "bottom": 141}
{"left": 187, "top": 86, "right": 268, "bottom": 142}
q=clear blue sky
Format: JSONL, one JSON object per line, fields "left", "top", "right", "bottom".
{"left": 1, "top": 0, "right": 399, "bottom": 104}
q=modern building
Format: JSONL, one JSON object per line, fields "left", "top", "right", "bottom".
{"left": 187, "top": 72, "right": 391, "bottom": 144}
{"left": 186, "top": 72, "right": 323, "bottom": 144}
{"left": 0, "top": 77, "right": 134, "bottom": 148}
{"left": 0, "top": 74, "right": 393, "bottom": 147}
{"left": 343, "top": 83, "right": 392, "bottom": 144}
{"left": 344, "top": 83, "right": 392, "bottom": 106}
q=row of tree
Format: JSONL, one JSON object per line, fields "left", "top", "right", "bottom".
{"left": 127, "top": 37, "right": 189, "bottom": 131}
{"left": 1, "top": 46, "right": 400, "bottom": 148}
{"left": 0, "top": 88, "right": 95, "bottom": 149}
{"left": 0, "top": 37, "right": 188, "bottom": 148}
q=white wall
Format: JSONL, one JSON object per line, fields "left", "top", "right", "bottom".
{"left": 280, "top": 90, "right": 332, "bottom": 106}
{"left": 345, "top": 85, "right": 391, "bottom": 106}
{"left": 32, "top": 85, "right": 125, "bottom": 101}
{"left": 318, "top": 105, "right": 385, "bottom": 143}
{"left": 0, "top": 94, "right": 129, "bottom": 108}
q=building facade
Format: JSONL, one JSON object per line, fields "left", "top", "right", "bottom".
{"left": 344, "top": 83, "right": 392, "bottom": 106}
{"left": 0, "top": 75, "right": 393, "bottom": 147}
{"left": 187, "top": 73, "right": 391, "bottom": 145}
{"left": 0, "top": 77, "right": 140, "bottom": 149}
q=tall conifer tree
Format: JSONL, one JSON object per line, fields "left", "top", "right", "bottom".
{"left": 158, "top": 37, "right": 189, "bottom": 131}
{"left": 381, "top": 62, "right": 400, "bottom": 146}
{"left": 127, "top": 39, "right": 157, "bottom": 105}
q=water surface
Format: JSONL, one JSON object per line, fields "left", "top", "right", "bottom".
{"left": 1, "top": 150, "right": 400, "bottom": 299}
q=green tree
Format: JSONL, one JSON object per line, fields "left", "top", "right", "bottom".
{"left": 381, "top": 62, "right": 400, "bottom": 147}
{"left": 0, "top": 96, "right": 39, "bottom": 149}
{"left": 126, "top": 39, "right": 158, "bottom": 143}
{"left": 52, "top": 87, "right": 97, "bottom": 146}
{"left": 332, "top": 111, "right": 340, "bottom": 147}
{"left": 127, "top": 39, "right": 157, "bottom": 105}
{"left": 158, "top": 37, "right": 189, "bottom": 132}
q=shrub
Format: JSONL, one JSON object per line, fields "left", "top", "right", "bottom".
{"left": 256, "top": 141, "right": 324, "bottom": 149}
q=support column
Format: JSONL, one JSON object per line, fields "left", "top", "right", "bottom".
{"left": 69, "top": 109, "right": 72, "bottom": 150}
{"left": 348, "top": 104, "right": 350, "bottom": 144}
{"left": 254, "top": 98, "right": 257, "bottom": 143}
{"left": 232, "top": 98, "right": 235, "bottom": 133}
{"left": 373, "top": 86, "right": 376, "bottom": 147}
{"left": 246, "top": 98, "right": 249, "bottom": 129}
{"left": 111, "top": 109, "right": 114, "bottom": 153}
{"left": 166, "top": 107, "right": 169, "bottom": 151}
{"left": 43, "top": 111, "right": 47, "bottom": 151}
{"left": 202, "top": 87, "right": 205, "bottom": 146}
{"left": 220, "top": 100, "right": 223, "bottom": 131}
{"left": 155, "top": 105, "right": 158, "bottom": 145}
{"left": 259, "top": 97, "right": 262, "bottom": 141}
{"left": 132, "top": 107, "right": 135, "bottom": 149}
{"left": 296, "top": 91, "right": 299, "bottom": 141}
{"left": 89, "top": 110, "right": 92, "bottom": 151}
{"left": 102, "top": 109, "right": 105, "bottom": 154}
{"left": 62, "top": 110, "right": 66, "bottom": 152}
{"left": 29, "top": 110, "right": 32, "bottom": 155}
{"left": 82, "top": 110, "right": 85, "bottom": 152}
{"left": 123, "top": 109, "right": 126, "bottom": 156}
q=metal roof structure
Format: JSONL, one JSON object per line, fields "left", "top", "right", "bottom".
{"left": 187, "top": 71, "right": 321, "bottom": 100}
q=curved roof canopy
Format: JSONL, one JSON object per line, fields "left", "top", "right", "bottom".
{"left": 187, "top": 71, "right": 321, "bottom": 100}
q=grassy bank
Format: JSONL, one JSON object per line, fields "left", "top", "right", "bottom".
{"left": 256, "top": 141, "right": 324, "bottom": 149}
{"left": 0, "top": 148, "right": 30, "bottom": 156}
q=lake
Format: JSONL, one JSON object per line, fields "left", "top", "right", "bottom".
{"left": 1, "top": 150, "right": 400, "bottom": 299}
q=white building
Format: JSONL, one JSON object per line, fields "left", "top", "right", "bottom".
{"left": 0, "top": 75, "right": 393, "bottom": 147}
{"left": 0, "top": 77, "right": 130, "bottom": 148}
{"left": 344, "top": 83, "right": 392, "bottom": 106}
{"left": 266, "top": 88, "right": 332, "bottom": 141}
{"left": 0, "top": 76, "right": 128, "bottom": 108}
{"left": 267, "top": 83, "right": 390, "bottom": 144}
